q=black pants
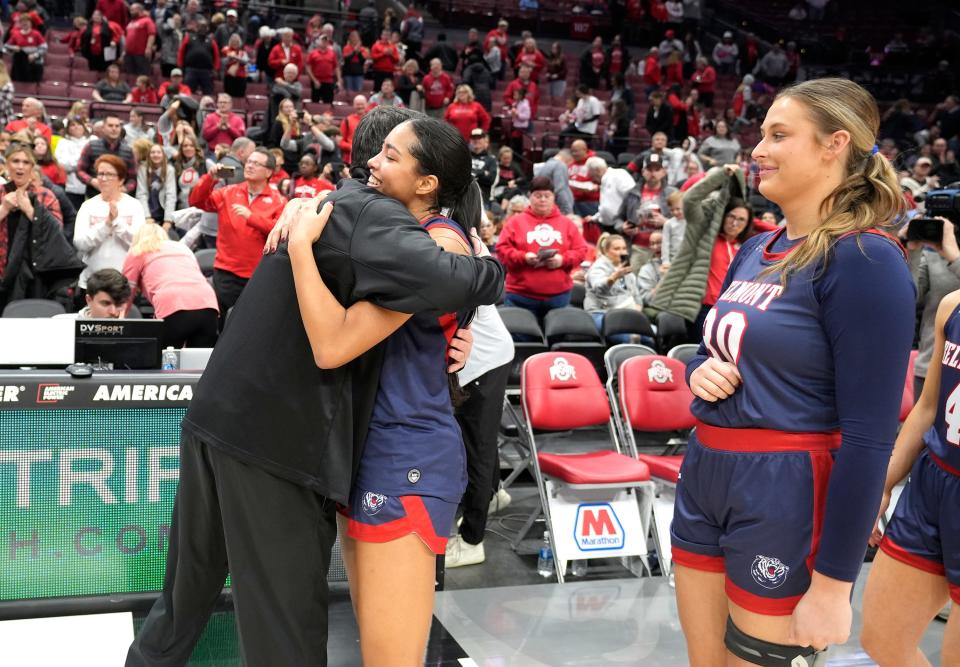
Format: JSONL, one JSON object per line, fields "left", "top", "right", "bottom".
{"left": 212, "top": 269, "right": 247, "bottom": 331}
{"left": 455, "top": 362, "right": 512, "bottom": 545}
{"left": 161, "top": 309, "right": 219, "bottom": 349}
{"left": 224, "top": 75, "right": 247, "bottom": 99}
{"left": 66, "top": 191, "right": 86, "bottom": 213}
{"left": 126, "top": 430, "right": 338, "bottom": 666}
{"left": 311, "top": 82, "right": 336, "bottom": 104}
{"left": 184, "top": 67, "right": 214, "bottom": 96}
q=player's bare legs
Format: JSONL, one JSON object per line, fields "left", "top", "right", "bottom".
{"left": 336, "top": 514, "right": 360, "bottom": 620}
{"left": 675, "top": 565, "right": 728, "bottom": 667}
{"left": 861, "top": 551, "right": 946, "bottom": 667}
{"left": 942, "top": 603, "right": 960, "bottom": 667}
{"left": 351, "top": 533, "right": 437, "bottom": 667}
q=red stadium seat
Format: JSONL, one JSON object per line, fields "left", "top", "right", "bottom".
{"left": 517, "top": 352, "right": 656, "bottom": 582}
{"left": 615, "top": 354, "right": 695, "bottom": 573}
{"left": 44, "top": 52, "right": 72, "bottom": 68}
{"left": 69, "top": 84, "right": 95, "bottom": 100}
{"left": 38, "top": 81, "right": 69, "bottom": 98}
{"left": 70, "top": 68, "right": 98, "bottom": 84}
{"left": 43, "top": 67, "right": 71, "bottom": 86}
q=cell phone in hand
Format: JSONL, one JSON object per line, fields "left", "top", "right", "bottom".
{"left": 219, "top": 165, "right": 236, "bottom": 177}
{"left": 906, "top": 217, "right": 945, "bottom": 244}
{"left": 536, "top": 248, "right": 559, "bottom": 261}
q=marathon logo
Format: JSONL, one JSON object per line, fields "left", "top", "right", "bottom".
{"left": 79, "top": 322, "right": 126, "bottom": 336}
{"left": 36, "top": 384, "right": 76, "bottom": 404}
{"left": 574, "top": 503, "right": 625, "bottom": 551}
{"left": 92, "top": 384, "right": 194, "bottom": 402}
{"left": 0, "top": 386, "right": 24, "bottom": 402}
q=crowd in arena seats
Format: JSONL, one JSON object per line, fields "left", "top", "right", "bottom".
{"left": 0, "top": 0, "right": 956, "bottom": 358}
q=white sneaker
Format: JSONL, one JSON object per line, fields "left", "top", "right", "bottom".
{"left": 445, "top": 535, "right": 485, "bottom": 568}
{"left": 488, "top": 488, "right": 512, "bottom": 515}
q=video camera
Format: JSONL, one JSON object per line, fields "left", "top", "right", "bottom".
{"left": 926, "top": 188, "right": 960, "bottom": 224}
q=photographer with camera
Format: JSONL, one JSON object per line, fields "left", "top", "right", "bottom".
{"left": 902, "top": 214, "right": 960, "bottom": 398}
{"left": 188, "top": 147, "right": 287, "bottom": 327}
{"left": 495, "top": 176, "right": 587, "bottom": 321}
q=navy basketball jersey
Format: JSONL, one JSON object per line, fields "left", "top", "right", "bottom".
{"left": 354, "top": 216, "right": 469, "bottom": 502}
{"left": 692, "top": 227, "right": 912, "bottom": 434}
{"left": 926, "top": 301, "right": 960, "bottom": 471}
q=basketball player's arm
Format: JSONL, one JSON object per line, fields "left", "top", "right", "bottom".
{"left": 871, "top": 289, "right": 960, "bottom": 544}
{"left": 349, "top": 199, "right": 505, "bottom": 314}
{"left": 428, "top": 226, "right": 475, "bottom": 372}
{"left": 789, "top": 237, "right": 916, "bottom": 648}
{"left": 813, "top": 238, "right": 916, "bottom": 583}
{"left": 288, "top": 201, "right": 412, "bottom": 369}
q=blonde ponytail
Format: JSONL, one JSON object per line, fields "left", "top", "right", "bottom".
{"left": 762, "top": 78, "right": 904, "bottom": 282}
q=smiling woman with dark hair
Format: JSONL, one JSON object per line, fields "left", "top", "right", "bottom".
{"left": 126, "top": 107, "right": 504, "bottom": 666}
{"left": 286, "top": 117, "right": 486, "bottom": 665}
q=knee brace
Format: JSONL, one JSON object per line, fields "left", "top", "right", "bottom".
{"left": 724, "top": 617, "right": 822, "bottom": 667}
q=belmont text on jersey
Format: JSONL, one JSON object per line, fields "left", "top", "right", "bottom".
{"left": 717, "top": 280, "right": 785, "bottom": 312}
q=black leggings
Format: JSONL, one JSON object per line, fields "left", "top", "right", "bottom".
{"left": 161, "top": 309, "right": 219, "bottom": 349}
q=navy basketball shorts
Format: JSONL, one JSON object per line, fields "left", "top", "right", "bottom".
{"left": 671, "top": 422, "right": 840, "bottom": 615}
{"left": 880, "top": 449, "right": 960, "bottom": 604}
{"left": 338, "top": 485, "right": 458, "bottom": 555}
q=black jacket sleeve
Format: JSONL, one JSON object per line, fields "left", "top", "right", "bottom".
{"left": 344, "top": 196, "right": 505, "bottom": 313}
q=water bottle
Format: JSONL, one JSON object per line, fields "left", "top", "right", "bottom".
{"left": 161, "top": 347, "right": 179, "bottom": 371}
{"left": 571, "top": 559, "right": 588, "bottom": 577}
{"left": 537, "top": 530, "right": 554, "bottom": 578}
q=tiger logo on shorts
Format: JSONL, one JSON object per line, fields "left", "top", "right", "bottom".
{"left": 751, "top": 555, "right": 790, "bottom": 589}
{"left": 362, "top": 492, "right": 388, "bottom": 516}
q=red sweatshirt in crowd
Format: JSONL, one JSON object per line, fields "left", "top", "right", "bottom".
{"left": 189, "top": 173, "right": 287, "bottom": 278}
{"left": 504, "top": 78, "right": 539, "bottom": 116}
{"left": 496, "top": 205, "right": 588, "bottom": 299}
{"left": 443, "top": 101, "right": 491, "bottom": 140}
{"left": 568, "top": 151, "right": 600, "bottom": 203}
{"left": 268, "top": 42, "right": 304, "bottom": 77}
{"left": 339, "top": 113, "right": 363, "bottom": 166}
{"left": 370, "top": 39, "right": 400, "bottom": 73}
{"left": 422, "top": 71, "right": 454, "bottom": 110}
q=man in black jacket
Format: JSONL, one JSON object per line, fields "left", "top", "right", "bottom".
{"left": 126, "top": 106, "right": 504, "bottom": 667}
{"left": 423, "top": 32, "right": 459, "bottom": 73}
{"left": 469, "top": 128, "right": 498, "bottom": 202}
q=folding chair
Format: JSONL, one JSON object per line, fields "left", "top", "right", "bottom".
{"left": 602, "top": 308, "right": 655, "bottom": 347}
{"left": 655, "top": 310, "right": 688, "bottom": 354}
{"left": 570, "top": 283, "right": 586, "bottom": 308}
{"left": 495, "top": 306, "right": 549, "bottom": 490}
{"left": 544, "top": 306, "right": 605, "bottom": 381}
{"left": 603, "top": 343, "right": 657, "bottom": 447}
{"left": 193, "top": 248, "right": 217, "bottom": 278}
{"left": 667, "top": 343, "right": 700, "bottom": 365}
{"left": 616, "top": 354, "right": 695, "bottom": 574}
{"left": 2, "top": 298, "right": 66, "bottom": 318}
{"left": 518, "top": 352, "right": 656, "bottom": 582}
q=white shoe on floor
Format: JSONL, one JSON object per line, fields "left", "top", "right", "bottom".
{"left": 488, "top": 488, "right": 512, "bottom": 515}
{"left": 445, "top": 535, "right": 485, "bottom": 568}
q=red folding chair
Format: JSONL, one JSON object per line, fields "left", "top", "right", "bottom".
{"left": 519, "top": 352, "right": 656, "bottom": 582}
{"left": 616, "top": 354, "right": 695, "bottom": 574}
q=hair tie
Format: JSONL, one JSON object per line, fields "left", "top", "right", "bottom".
{"left": 871, "top": 144, "right": 880, "bottom": 155}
